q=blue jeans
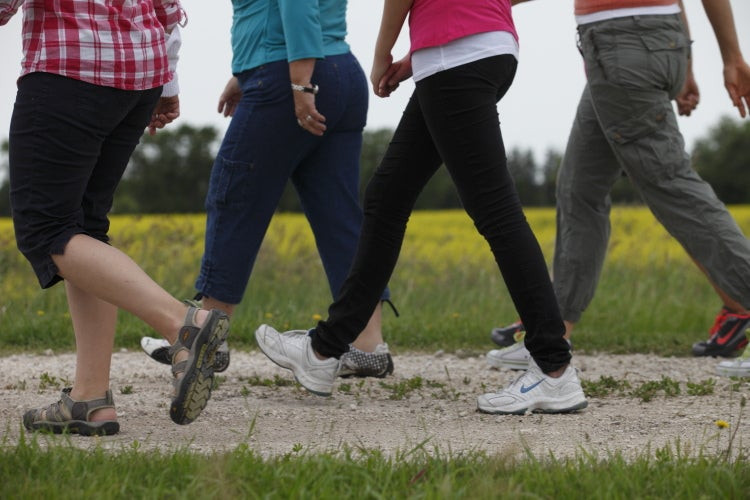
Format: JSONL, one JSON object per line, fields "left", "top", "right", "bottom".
{"left": 196, "top": 52, "right": 388, "bottom": 305}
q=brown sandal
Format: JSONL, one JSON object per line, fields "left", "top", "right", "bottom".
{"left": 169, "top": 306, "right": 230, "bottom": 425}
{"left": 23, "top": 387, "right": 119, "bottom": 436}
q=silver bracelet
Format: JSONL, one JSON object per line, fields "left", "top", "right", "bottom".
{"left": 291, "top": 83, "right": 319, "bottom": 95}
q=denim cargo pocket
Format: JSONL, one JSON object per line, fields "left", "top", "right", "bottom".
{"left": 206, "top": 154, "right": 255, "bottom": 207}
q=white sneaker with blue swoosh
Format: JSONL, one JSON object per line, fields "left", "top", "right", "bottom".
{"left": 477, "top": 358, "right": 588, "bottom": 415}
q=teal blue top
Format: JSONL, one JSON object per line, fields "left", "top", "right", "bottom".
{"left": 231, "top": 0, "right": 350, "bottom": 74}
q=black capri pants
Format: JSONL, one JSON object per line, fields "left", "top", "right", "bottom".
{"left": 9, "top": 72, "right": 161, "bottom": 288}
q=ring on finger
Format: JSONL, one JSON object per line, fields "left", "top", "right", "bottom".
{"left": 305, "top": 115, "right": 313, "bottom": 121}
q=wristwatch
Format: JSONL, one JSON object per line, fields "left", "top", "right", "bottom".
{"left": 291, "top": 83, "right": 319, "bottom": 95}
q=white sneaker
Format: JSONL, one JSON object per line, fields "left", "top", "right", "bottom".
{"left": 477, "top": 359, "right": 588, "bottom": 414}
{"left": 487, "top": 341, "right": 531, "bottom": 370}
{"left": 487, "top": 337, "right": 572, "bottom": 371}
{"left": 254, "top": 324, "right": 339, "bottom": 396}
{"left": 716, "top": 347, "right": 750, "bottom": 377}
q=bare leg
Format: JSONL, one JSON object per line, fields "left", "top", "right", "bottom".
{"left": 65, "top": 280, "right": 118, "bottom": 422}
{"left": 691, "top": 257, "right": 750, "bottom": 313}
{"left": 52, "top": 235, "right": 212, "bottom": 409}
{"left": 563, "top": 320, "right": 574, "bottom": 340}
{"left": 52, "top": 234, "right": 206, "bottom": 342}
{"left": 200, "top": 296, "right": 236, "bottom": 317}
{"left": 351, "top": 302, "right": 384, "bottom": 352}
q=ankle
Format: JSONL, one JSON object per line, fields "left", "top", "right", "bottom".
{"left": 545, "top": 365, "right": 568, "bottom": 378}
{"left": 351, "top": 338, "right": 382, "bottom": 353}
{"left": 313, "top": 349, "right": 330, "bottom": 361}
{"left": 89, "top": 406, "right": 117, "bottom": 422}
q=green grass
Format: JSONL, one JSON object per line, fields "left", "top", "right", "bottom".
{"left": 2, "top": 436, "right": 750, "bottom": 499}
{"left": 0, "top": 209, "right": 730, "bottom": 356}
{"left": 2, "top": 210, "right": 750, "bottom": 494}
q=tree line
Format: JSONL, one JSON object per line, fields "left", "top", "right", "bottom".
{"left": 0, "top": 115, "right": 748, "bottom": 216}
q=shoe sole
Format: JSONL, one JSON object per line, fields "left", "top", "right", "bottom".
{"left": 254, "top": 328, "right": 333, "bottom": 397}
{"left": 716, "top": 366, "right": 750, "bottom": 377}
{"left": 692, "top": 341, "right": 747, "bottom": 358}
{"left": 477, "top": 394, "right": 588, "bottom": 415}
{"left": 25, "top": 419, "right": 120, "bottom": 436}
{"left": 170, "top": 312, "right": 230, "bottom": 425}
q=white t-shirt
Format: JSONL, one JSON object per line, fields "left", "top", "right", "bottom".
{"left": 412, "top": 31, "right": 519, "bottom": 83}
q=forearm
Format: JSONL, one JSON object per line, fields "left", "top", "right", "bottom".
{"left": 289, "top": 58, "right": 316, "bottom": 86}
{"left": 701, "top": 0, "right": 744, "bottom": 64}
{"left": 374, "top": 0, "right": 413, "bottom": 58}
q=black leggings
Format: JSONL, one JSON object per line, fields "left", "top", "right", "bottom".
{"left": 311, "top": 55, "right": 570, "bottom": 373}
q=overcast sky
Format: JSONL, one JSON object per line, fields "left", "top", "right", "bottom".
{"left": 1, "top": 0, "right": 749, "bottom": 161}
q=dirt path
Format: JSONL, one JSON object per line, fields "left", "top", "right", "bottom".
{"left": 1, "top": 350, "right": 748, "bottom": 459}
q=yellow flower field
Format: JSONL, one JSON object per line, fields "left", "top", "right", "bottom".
{"left": 3, "top": 206, "right": 750, "bottom": 301}
{"left": 2, "top": 206, "right": 750, "bottom": 353}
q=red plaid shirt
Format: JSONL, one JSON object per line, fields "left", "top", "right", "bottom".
{"left": 0, "top": 0, "right": 184, "bottom": 90}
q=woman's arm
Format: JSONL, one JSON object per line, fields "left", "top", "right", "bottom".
{"left": 278, "top": 0, "right": 328, "bottom": 135}
{"left": 700, "top": 0, "right": 750, "bottom": 117}
{"left": 371, "top": 0, "right": 413, "bottom": 97}
{"left": 674, "top": 0, "right": 699, "bottom": 116}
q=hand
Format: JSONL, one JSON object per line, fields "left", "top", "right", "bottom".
{"left": 375, "top": 55, "right": 412, "bottom": 98}
{"left": 217, "top": 77, "right": 242, "bottom": 117}
{"left": 148, "top": 95, "right": 180, "bottom": 135}
{"left": 293, "top": 91, "right": 326, "bottom": 136}
{"left": 723, "top": 59, "right": 750, "bottom": 118}
{"left": 675, "top": 72, "right": 700, "bottom": 116}
{"left": 370, "top": 52, "right": 394, "bottom": 95}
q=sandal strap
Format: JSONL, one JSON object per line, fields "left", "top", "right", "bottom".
{"left": 40, "top": 387, "right": 115, "bottom": 422}
{"left": 171, "top": 360, "right": 188, "bottom": 378}
{"left": 168, "top": 306, "right": 201, "bottom": 363}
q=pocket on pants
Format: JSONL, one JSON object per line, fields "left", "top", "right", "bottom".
{"left": 606, "top": 101, "right": 684, "bottom": 183}
{"left": 606, "top": 102, "right": 670, "bottom": 145}
{"left": 207, "top": 154, "right": 255, "bottom": 207}
{"left": 587, "top": 24, "right": 687, "bottom": 94}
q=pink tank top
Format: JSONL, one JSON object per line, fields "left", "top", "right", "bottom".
{"left": 409, "top": 0, "right": 517, "bottom": 53}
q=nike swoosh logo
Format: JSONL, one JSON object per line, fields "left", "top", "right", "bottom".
{"left": 520, "top": 380, "right": 543, "bottom": 393}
